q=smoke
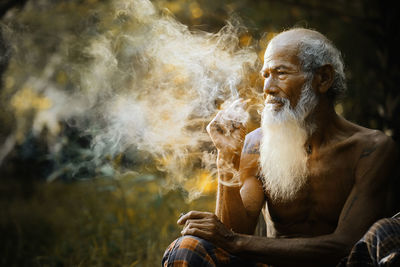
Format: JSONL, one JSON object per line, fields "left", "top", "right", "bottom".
{"left": 1, "top": 0, "right": 262, "bottom": 199}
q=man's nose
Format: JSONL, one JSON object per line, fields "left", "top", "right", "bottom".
{"left": 263, "top": 77, "right": 279, "bottom": 97}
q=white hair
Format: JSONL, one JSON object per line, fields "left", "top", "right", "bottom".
{"left": 296, "top": 31, "right": 346, "bottom": 101}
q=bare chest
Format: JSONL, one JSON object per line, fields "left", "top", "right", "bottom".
{"left": 264, "top": 148, "right": 356, "bottom": 237}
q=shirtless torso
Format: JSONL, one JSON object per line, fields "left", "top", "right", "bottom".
{"left": 241, "top": 120, "right": 396, "bottom": 239}
{"left": 177, "top": 28, "right": 398, "bottom": 266}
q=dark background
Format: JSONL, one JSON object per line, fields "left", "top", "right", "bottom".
{"left": 0, "top": 0, "right": 399, "bottom": 266}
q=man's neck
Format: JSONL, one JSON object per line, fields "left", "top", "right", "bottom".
{"left": 304, "top": 96, "right": 340, "bottom": 150}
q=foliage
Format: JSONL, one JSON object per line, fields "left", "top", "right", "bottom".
{"left": 0, "top": 176, "right": 215, "bottom": 266}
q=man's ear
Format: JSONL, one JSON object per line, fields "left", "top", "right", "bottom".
{"left": 314, "top": 64, "right": 334, "bottom": 94}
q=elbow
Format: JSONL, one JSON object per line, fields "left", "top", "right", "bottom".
{"left": 327, "top": 234, "right": 356, "bottom": 263}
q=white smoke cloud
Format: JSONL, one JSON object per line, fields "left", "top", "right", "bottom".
{"left": 1, "top": 0, "right": 262, "bottom": 197}
{"left": 75, "top": 0, "right": 260, "bottom": 185}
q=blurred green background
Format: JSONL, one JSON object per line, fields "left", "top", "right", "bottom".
{"left": 0, "top": 0, "right": 399, "bottom": 266}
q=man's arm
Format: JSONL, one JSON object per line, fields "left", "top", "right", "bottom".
{"left": 229, "top": 133, "right": 398, "bottom": 266}
{"left": 333, "top": 134, "right": 398, "bottom": 247}
{"left": 178, "top": 99, "right": 266, "bottom": 250}
{"left": 178, "top": 131, "right": 266, "bottom": 251}
{"left": 216, "top": 129, "right": 265, "bottom": 234}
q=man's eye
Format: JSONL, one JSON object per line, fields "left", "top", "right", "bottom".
{"left": 277, "top": 71, "right": 286, "bottom": 75}
{"left": 263, "top": 73, "right": 269, "bottom": 78}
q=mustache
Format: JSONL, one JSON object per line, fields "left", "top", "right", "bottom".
{"left": 264, "top": 95, "right": 289, "bottom": 105}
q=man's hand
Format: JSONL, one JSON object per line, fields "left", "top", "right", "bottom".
{"left": 177, "top": 211, "right": 237, "bottom": 253}
{"left": 206, "top": 99, "right": 250, "bottom": 158}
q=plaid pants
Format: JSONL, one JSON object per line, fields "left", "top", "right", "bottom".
{"left": 163, "top": 216, "right": 400, "bottom": 266}
{"left": 162, "top": 235, "right": 268, "bottom": 267}
{"left": 338, "top": 216, "right": 400, "bottom": 266}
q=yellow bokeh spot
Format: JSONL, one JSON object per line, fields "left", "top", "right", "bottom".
{"left": 165, "top": 2, "right": 182, "bottom": 13}
{"left": 190, "top": 3, "right": 203, "bottom": 19}
{"left": 192, "top": 7, "right": 203, "bottom": 19}
{"left": 384, "top": 129, "right": 393, "bottom": 137}
{"left": 335, "top": 103, "right": 344, "bottom": 115}
{"left": 239, "top": 34, "right": 252, "bottom": 47}
{"left": 10, "top": 87, "right": 52, "bottom": 115}
{"left": 5, "top": 76, "right": 15, "bottom": 89}
{"left": 198, "top": 171, "right": 216, "bottom": 193}
{"left": 184, "top": 170, "right": 216, "bottom": 195}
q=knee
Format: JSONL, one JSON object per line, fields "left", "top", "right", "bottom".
{"left": 363, "top": 218, "right": 400, "bottom": 261}
{"left": 162, "top": 235, "right": 215, "bottom": 267}
{"left": 364, "top": 218, "right": 400, "bottom": 243}
{"left": 162, "top": 238, "right": 180, "bottom": 266}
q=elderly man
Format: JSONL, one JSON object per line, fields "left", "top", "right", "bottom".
{"left": 162, "top": 28, "right": 399, "bottom": 266}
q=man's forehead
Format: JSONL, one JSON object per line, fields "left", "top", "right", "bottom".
{"left": 264, "top": 37, "right": 298, "bottom": 57}
{"left": 263, "top": 41, "right": 300, "bottom": 69}
{"left": 263, "top": 28, "right": 325, "bottom": 63}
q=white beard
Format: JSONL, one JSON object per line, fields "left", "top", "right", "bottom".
{"left": 259, "top": 79, "right": 318, "bottom": 201}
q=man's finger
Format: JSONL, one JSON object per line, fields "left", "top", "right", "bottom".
{"left": 183, "top": 217, "right": 215, "bottom": 228}
{"left": 177, "top": 211, "right": 213, "bottom": 225}
{"left": 182, "top": 221, "right": 213, "bottom": 233}
{"left": 181, "top": 227, "right": 212, "bottom": 240}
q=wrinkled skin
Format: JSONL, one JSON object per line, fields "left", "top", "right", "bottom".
{"left": 178, "top": 29, "right": 399, "bottom": 266}
{"left": 178, "top": 211, "right": 236, "bottom": 252}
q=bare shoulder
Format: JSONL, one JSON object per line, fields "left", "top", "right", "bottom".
{"left": 336, "top": 117, "right": 396, "bottom": 157}
{"left": 242, "top": 128, "right": 262, "bottom": 155}
{"left": 353, "top": 125, "right": 397, "bottom": 160}
{"left": 345, "top": 121, "right": 399, "bottom": 184}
